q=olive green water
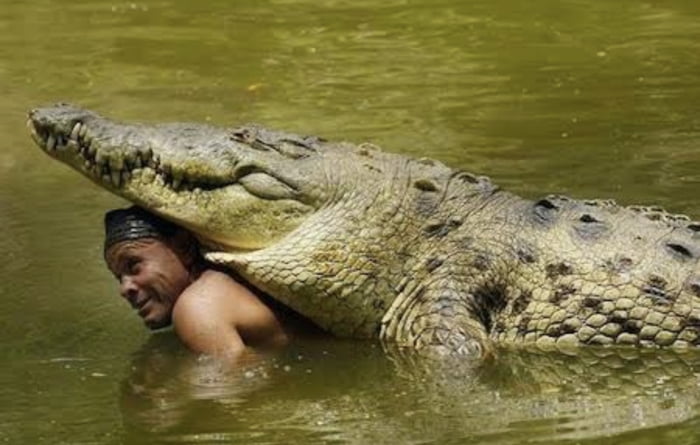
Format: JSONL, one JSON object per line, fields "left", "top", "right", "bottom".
{"left": 1, "top": 1, "right": 700, "bottom": 443}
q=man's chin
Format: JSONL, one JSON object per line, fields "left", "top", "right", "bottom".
{"left": 143, "top": 316, "right": 172, "bottom": 330}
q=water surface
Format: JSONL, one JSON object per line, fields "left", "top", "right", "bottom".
{"left": 1, "top": 0, "right": 699, "bottom": 443}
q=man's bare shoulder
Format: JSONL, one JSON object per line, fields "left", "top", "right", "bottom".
{"left": 170, "top": 270, "right": 249, "bottom": 359}
{"left": 184, "top": 269, "right": 259, "bottom": 302}
{"left": 174, "top": 268, "right": 289, "bottom": 348}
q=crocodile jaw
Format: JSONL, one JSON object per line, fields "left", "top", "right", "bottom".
{"left": 27, "top": 104, "right": 315, "bottom": 250}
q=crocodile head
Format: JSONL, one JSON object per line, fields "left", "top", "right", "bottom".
{"left": 28, "top": 104, "right": 333, "bottom": 251}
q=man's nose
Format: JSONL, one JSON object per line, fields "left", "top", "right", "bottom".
{"left": 119, "top": 277, "right": 139, "bottom": 303}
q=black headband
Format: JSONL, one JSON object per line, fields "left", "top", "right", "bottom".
{"left": 103, "top": 206, "right": 177, "bottom": 252}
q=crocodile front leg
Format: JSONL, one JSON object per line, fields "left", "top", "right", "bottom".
{"left": 380, "top": 276, "right": 496, "bottom": 358}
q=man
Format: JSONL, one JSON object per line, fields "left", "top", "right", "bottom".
{"left": 104, "top": 206, "right": 317, "bottom": 360}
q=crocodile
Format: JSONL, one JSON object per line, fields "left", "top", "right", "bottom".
{"left": 27, "top": 104, "right": 700, "bottom": 358}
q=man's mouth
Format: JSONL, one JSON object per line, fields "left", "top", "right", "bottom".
{"left": 126, "top": 293, "right": 150, "bottom": 315}
{"left": 137, "top": 302, "right": 151, "bottom": 319}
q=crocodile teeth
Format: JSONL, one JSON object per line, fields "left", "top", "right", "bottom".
{"left": 111, "top": 170, "right": 122, "bottom": 188}
{"left": 141, "top": 168, "right": 156, "bottom": 183}
{"left": 70, "top": 122, "right": 81, "bottom": 141}
{"left": 95, "top": 151, "right": 107, "bottom": 166}
{"left": 110, "top": 154, "right": 124, "bottom": 171}
{"left": 171, "top": 169, "right": 184, "bottom": 189}
{"left": 67, "top": 139, "right": 79, "bottom": 152}
{"left": 124, "top": 151, "right": 136, "bottom": 166}
{"left": 46, "top": 135, "right": 56, "bottom": 151}
{"left": 153, "top": 171, "right": 165, "bottom": 186}
{"left": 28, "top": 123, "right": 43, "bottom": 147}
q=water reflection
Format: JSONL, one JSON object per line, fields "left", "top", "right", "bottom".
{"left": 120, "top": 334, "right": 275, "bottom": 439}
{"left": 2, "top": 0, "right": 700, "bottom": 443}
{"left": 121, "top": 337, "right": 700, "bottom": 444}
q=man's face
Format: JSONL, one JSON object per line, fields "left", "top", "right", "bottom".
{"left": 105, "top": 238, "right": 193, "bottom": 330}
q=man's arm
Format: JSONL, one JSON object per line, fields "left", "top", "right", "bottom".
{"left": 172, "top": 277, "right": 247, "bottom": 360}
{"left": 172, "top": 270, "right": 288, "bottom": 360}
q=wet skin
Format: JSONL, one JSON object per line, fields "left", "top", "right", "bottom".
{"left": 105, "top": 238, "right": 196, "bottom": 330}
{"left": 104, "top": 235, "right": 294, "bottom": 360}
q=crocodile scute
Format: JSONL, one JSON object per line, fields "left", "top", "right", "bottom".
{"left": 28, "top": 104, "right": 700, "bottom": 358}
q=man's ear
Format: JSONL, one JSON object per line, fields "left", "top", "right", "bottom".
{"left": 170, "top": 230, "right": 201, "bottom": 268}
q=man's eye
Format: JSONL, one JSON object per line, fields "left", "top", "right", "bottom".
{"left": 126, "top": 258, "right": 141, "bottom": 274}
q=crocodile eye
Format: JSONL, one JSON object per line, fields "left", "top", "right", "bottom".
{"left": 239, "top": 172, "right": 297, "bottom": 200}
{"left": 666, "top": 242, "right": 694, "bottom": 260}
{"left": 579, "top": 214, "right": 600, "bottom": 223}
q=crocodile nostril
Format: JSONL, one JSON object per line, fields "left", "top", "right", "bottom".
{"left": 688, "top": 278, "right": 700, "bottom": 297}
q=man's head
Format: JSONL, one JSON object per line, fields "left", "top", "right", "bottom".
{"left": 104, "top": 206, "right": 201, "bottom": 330}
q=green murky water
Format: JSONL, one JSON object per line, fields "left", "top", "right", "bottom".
{"left": 1, "top": 1, "right": 699, "bottom": 443}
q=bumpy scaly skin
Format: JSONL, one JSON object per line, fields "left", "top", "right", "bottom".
{"left": 28, "top": 104, "right": 700, "bottom": 357}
